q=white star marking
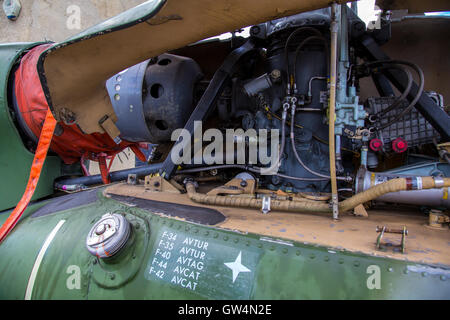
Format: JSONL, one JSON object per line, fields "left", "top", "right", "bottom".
{"left": 224, "top": 251, "right": 251, "bottom": 283}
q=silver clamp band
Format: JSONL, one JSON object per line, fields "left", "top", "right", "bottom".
{"left": 261, "top": 196, "right": 271, "bottom": 214}
{"left": 434, "top": 177, "right": 445, "bottom": 188}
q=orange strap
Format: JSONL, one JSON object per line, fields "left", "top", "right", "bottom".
{"left": 0, "top": 109, "right": 56, "bottom": 243}
{"left": 98, "top": 154, "right": 111, "bottom": 184}
{"left": 130, "top": 145, "right": 147, "bottom": 163}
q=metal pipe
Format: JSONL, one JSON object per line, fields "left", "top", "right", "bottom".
{"left": 329, "top": 3, "right": 339, "bottom": 219}
{"left": 355, "top": 169, "right": 450, "bottom": 208}
{"left": 55, "top": 163, "right": 163, "bottom": 187}
{"left": 307, "top": 76, "right": 327, "bottom": 98}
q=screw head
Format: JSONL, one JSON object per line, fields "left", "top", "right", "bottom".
{"left": 250, "top": 25, "right": 261, "bottom": 36}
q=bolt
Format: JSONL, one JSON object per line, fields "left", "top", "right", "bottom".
{"left": 250, "top": 25, "right": 260, "bottom": 36}
{"left": 240, "top": 180, "right": 248, "bottom": 188}
{"left": 110, "top": 273, "right": 116, "bottom": 280}
{"left": 270, "top": 69, "right": 281, "bottom": 83}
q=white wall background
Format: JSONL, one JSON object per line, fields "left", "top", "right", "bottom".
{"left": 0, "top": 0, "right": 147, "bottom": 43}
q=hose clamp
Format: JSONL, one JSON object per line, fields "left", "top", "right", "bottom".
{"left": 433, "top": 176, "right": 445, "bottom": 188}
{"left": 261, "top": 196, "right": 271, "bottom": 214}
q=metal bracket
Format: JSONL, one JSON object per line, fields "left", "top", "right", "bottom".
{"left": 127, "top": 174, "right": 137, "bottom": 185}
{"left": 428, "top": 209, "right": 450, "bottom": 229}
{"left": 144, "top": 175, "right": 181, "bottom": 194}
{"left": 331, "top": 194, "right": 339, "bottom": 220}
{"left": 99, "top": 115, "right": 122, "bottom": 144}
{"left": 376, "top": 225, "right": 408, "bottom": 253}
{"left": 207, "top": 177, "right": 256, "bottom": 196}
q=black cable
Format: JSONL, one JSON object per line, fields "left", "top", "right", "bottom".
{"left": 371, "top": 64, "right": 413, "bottom": 116}
{"left": 366, "top": 60, "right": 425, "bottom": 130}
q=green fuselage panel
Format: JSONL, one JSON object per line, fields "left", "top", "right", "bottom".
{"left": 0, "top": 42, "right": 62, "bottom": 211}
{"left": 0, "top": 189, "right": 448, "bottom": 300}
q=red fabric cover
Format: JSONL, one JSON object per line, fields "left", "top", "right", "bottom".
{"left": 14, "top": 44, "right": 146, "bottom": 165}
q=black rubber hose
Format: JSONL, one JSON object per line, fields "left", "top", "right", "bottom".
{"left": 293, "top": 35, "right": 329, "bottom": 86}
{"left": 366, "top": 60, "right": 425, "bottom": 130}
{"left": 372, "top": 64, "right": 413, "bottom": 116}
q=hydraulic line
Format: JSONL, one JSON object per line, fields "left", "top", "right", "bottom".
{"left": 293, "top": 35, "right": 329, "bottom": 89}
{"left": 179, "top": 164, "right": 329, "bottom": 181}
{"left": 185, "top": 177, "right": 450, "bottom": 214}
{"left": 307, "top": 76, "right": 328, "bottom": 99}
{"left": 371, "top": 64, "right": 413, "bottom": 115}
{"left": 178, "top": 164, "right": 250, "bottom": 174}
{"left": 278, "top": 103, "right": 288, "bottom": 167}
{"left": 284, "top": 27, "right": 323, "bottom": 93}
{"left": 289, "top": 106, "right": 348, "bottom": 181}
{"left": 366, "top": 60, "right": 425, "bottom": 130}
{"left": 265, "top": 107, "right": 358, "bottom": 155}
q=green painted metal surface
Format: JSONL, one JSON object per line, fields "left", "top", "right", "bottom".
{"left": 0, "top": 42, "right": 62, "bottom": 211}
{"left": 0, "top": 188, "right": 448, "bottom": 300}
